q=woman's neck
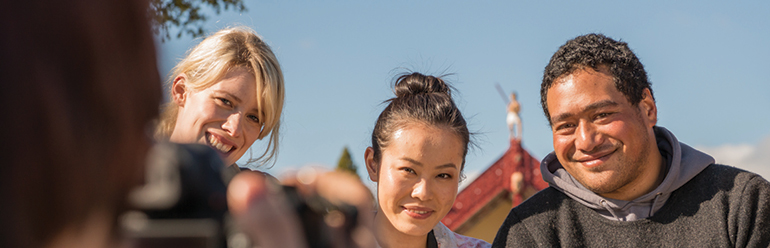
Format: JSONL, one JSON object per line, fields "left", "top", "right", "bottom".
{"left": 373, "top": 209, "right": 428, "bottom": 248}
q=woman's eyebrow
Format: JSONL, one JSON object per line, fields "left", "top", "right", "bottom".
{"left": 400, "top": 157, "right": 458, "bottom": 169}
{"left": 215, "top": 90, "right": 243, "bottom": 103}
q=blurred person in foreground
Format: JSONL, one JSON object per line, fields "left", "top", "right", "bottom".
{"left": 0, "top": 0, "right": 161, "bottom": 247}
{"left": 492, "top": 34, "right": 770, "bottom": 247}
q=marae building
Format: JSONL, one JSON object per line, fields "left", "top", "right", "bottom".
{"left": 441, "top": 139, "right": 548, "bottom": 243}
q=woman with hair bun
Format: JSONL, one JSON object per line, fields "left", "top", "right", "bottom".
{"left": 364, "top": 72, "right": 490, "bottom": 248}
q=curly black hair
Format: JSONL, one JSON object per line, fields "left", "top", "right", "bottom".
{"left": 540, "top": 33, "right": 654, "bottom": 125}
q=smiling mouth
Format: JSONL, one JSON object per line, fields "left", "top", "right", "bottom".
{"left": 406, "top": 209, "right": 429, "bottom": 214}
{"left": 575, "top": 149, "right": 616, "bottom": 167}
{"left": 403, "top": 207, "right": 434, "bottom": 219}
{"left": 207, "top": 134, "right": 234, "bottom": 154}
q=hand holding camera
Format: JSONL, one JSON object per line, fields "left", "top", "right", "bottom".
{"left": 123, "top": 143, "right": 375, "bottom": 248}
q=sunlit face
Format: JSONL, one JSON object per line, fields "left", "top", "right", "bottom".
{"left": 366, "top": 124, "right": 463, "bottom": 238}
{"left": 547, "top": 67, "right": 659, "bottom": 200}
{"left": 169, "top": 67, "right": 263, "bottom": 166}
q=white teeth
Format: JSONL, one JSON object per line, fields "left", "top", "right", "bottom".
{"left": 208, "top": 136, "right": 233, "bottom": 153}
{"left": 407, "top": 209, "right": 429, "bottom": 214}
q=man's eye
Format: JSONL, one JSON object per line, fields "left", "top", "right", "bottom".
{"left": 401, "top": 168, "right": 415, "bottom": 174}
{"left": 555, "top": 123, "right": 575, "bottom": 131}
{"left": 595, "top": 112, "right": 611, "bottom": 119}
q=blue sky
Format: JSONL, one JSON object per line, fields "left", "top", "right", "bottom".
{"left": 156, "top": 1, "right": 770, "bottom": 184}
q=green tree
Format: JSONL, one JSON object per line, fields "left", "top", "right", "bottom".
{"left": 148, "top": 0, "right": 247, "bottom": 42}
{"left": 336, "top": 147, "right": 358, "bottom": 177}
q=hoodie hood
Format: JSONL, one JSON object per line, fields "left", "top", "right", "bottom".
{"left": 541, "top": 126, "right": 715, "bottom": 221}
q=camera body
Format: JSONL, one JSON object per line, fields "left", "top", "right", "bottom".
{"left": 121, "top": 143, "right": 231, "bottom": 248}
{"left": 121, "top": 143, "right": 360, "bottom": 248}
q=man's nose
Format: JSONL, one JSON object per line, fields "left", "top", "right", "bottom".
{"left": 575, "top": 121, "right": 600, "bottom": 152}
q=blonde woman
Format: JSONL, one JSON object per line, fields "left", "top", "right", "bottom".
{"left": 156, "top": 26, "right": 284, "bottom": 170}
{"left": 155, "top": 27, "right": 377, "bottom": 247}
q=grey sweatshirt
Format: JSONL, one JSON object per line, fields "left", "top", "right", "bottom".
{"left": 540, "top": 126, "right": 715, "bottom": 221}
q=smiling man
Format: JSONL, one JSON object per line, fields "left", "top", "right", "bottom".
{"left": 492, "top": 34, "right": 770, "bottom": 247}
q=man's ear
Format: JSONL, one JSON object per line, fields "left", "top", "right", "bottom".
{"left": 171, "top": 74, "right": 188, "bottom": 106}
{"left": 638, "top": 88, "right": 658, "bottom": 128}
{"left": 364, "top": 147, "right": 379, "bottom": 182}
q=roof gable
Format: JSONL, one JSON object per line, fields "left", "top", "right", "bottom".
{"left": 441, "top": 140, "right": 548, "bottom": 230}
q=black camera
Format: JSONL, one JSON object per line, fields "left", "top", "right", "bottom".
{"left": 120, "top": 143, "right": 360, "bottom": 248}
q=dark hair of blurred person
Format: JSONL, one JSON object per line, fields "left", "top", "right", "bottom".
{"left": 0, "top": 0, "right": 161, "bottom": 247}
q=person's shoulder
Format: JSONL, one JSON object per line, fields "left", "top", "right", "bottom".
{"left": 432, "top": 221, "right": 491, "bottom": 248}
{"left": 498, "top": 187, "right": 571, "bottom": 232}
{"left": 695, "top": 163, "right": 769, "bottom": 188}
{"left": 710, "top": 164, "right": 770, "bottom": 194}
{"left": 493, "top": 187, "right": 568, "bottom": 247}
{"left": 451, "top": 232, "right": 491, "bottom": 248}
{"left": 703, "top": 163, "right": 754, "bottom": 174}
{"left": 672, "top": 163, "right": 770, "bottom": 208}
{"left": 512, "top": 186, "right": 568, "bottom": 215}
{"left": 692, "top": 164, "right": 770, "bottom": 247}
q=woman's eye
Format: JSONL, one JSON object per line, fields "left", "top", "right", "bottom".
{"left": 247, "top": 115, "right": 260, "bottom": 123}
{"left": 401, "top": 167, "right": 416, "bottom": 174}
{"left": 437, "top": 173, "right": 452, "bottom": 179}
{"left": 217, "top": 97, "right": 232, "bottom": 106}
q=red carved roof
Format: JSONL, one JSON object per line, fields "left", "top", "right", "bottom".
{"left": 441, "top": 139, "right": 548, "bottom": 230}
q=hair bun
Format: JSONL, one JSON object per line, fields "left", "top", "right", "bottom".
{"left": 394, "top": 72, "right": 451, "bottom": 98}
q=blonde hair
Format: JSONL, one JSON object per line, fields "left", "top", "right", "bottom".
{"left": 156, "top": 26, "right": 284, "bottom": 167}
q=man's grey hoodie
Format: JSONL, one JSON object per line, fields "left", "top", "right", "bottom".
{"left": 540, "top": 126, "right": 715, "bottom": 221}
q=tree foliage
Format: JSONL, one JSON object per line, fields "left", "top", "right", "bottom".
{"left": 148, "top": 0, "right": 247, "bottom": 42}
{"left": 336, "top": 147, "right": 359, "bottom": 177}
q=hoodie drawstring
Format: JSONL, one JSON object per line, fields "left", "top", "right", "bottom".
{"left": 600, "top": 200, "right": 620, "bottom": 221}
{"left": 649, "top": 192, "right": 664, "bottom": 217}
